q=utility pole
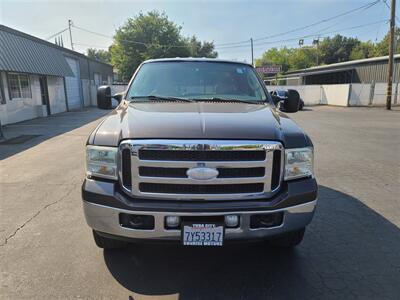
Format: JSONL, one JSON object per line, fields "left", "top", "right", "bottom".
{"left": 386, "top": 0, "right": 396, "bottom": 110}
{"left": 250, "top": 38, "right": 254, "bottom": 66}
{"left": 68, "top": 19, "right": 74, "bottom": 50}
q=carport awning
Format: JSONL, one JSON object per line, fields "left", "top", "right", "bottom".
{"left": 0, "top": 26, "right": 74, "bottom": 77}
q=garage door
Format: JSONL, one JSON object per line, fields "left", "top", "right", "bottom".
{"left": 65, "top": 57, "right": 82, "bottom": 110}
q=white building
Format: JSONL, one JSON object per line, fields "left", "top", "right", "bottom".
{"left": 0, "top": 25, "right": 114, "bottom": 125}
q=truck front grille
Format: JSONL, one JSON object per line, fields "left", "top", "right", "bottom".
{"left": 139, "top": 183, "right": 265, "bottom": 194}
{"left": 139, "top": 166, "right": 266, "bottom": 178}
{"left": 119, "top": 140, "right": 283, "bottom": 201}
{"left": 139, "top": 149, "right": 266, "bottom": 161}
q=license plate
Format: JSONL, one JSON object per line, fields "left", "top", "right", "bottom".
{"left": 182, "top": 223, "right": 224, "bottom": 246}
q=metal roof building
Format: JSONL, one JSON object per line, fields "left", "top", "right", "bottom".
{"left": 0, "top": 25, "right": 113, "bottom": 125}
{"left": 0, "top": 27, "right": 73, "bottom": 77}
{"left": 266, "top": 54, "right": 400, "bottom": 85}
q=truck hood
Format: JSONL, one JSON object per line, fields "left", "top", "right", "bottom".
{"left": 90, "top": 101, "right": 311, "bottom": 148}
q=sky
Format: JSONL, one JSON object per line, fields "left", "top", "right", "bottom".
{"left": 0, "top": 0, "right": 398, "bottom": 63}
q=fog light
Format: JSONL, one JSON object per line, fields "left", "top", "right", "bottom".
{"left": 166, "top": 216, "right": 180, "bottom": 228}
{"left": 250, "top": 212, "right": 283, "bottom": 229}
{"left": 119, "top": 213, "right": 154, "bottom": 230}
{"left": 225, "top": 215, "right": 239, "bottom": 228}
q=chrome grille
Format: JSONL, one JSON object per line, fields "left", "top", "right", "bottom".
{"left": 119, "top": 140, "right": 283, "bottom": 200}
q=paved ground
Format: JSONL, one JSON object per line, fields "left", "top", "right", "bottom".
{"left": 0, "top": 106, "right": 399, "bottom": 299}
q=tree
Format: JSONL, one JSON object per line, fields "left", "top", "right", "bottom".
{"left": 318, "top": 35, "right": 360, "bottom": 64}
{"left": 186, "top": 36, "right": 218, "bottom": 58}
{"left": 288, "top": 46, "right": 318, "bottom": 70}
{"left": 349, "top": 41, "right": 376, "bottom": 60}
{"left": 86, "top": 48, "right": 111, "bottom": 63}
{"left": 255, "top": 47, "right": 294, "bottom": 72}
{"left": 256, "top": 46, "right": 317, "bottom": 72}
{"left": 256, "top": 28, "right": 399, "bottom": 72}
{"left": 374, "top": 27, "right": 400, "bottom": 56}
{"left": 110, "top": 11, "right": 218, "bottom": 81}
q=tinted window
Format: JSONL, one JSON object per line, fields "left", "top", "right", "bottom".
{"left": 127, "top": 62, "right": 266, "bottom": 101}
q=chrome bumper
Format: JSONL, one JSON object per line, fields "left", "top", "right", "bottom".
{"left": 83, "top": 200, "right": 317, "bottom": 241}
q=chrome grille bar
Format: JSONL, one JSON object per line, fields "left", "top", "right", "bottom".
{"left": 119, "top": 140, "right": 284, "bottom": 200}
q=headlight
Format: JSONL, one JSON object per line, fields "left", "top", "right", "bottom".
{"left": 86, "top": 145, "right": 118, "bottom": 180}
{"left": 284, "top": 147, "right": 313, "bottom": 180}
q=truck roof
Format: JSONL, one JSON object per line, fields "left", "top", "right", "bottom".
{"left": 143, "top": 57, "right": 253, "bottom": 67}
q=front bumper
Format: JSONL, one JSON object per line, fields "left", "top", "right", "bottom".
{"left": 84, "top": 200, "right": 316, "bottom": 241}
{"left": 82, "top": 177, "right": 317, "bottom": 241}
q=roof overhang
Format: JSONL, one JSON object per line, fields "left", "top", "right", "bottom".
{"left": 299, "top": 67, "right": 354, "bottom": 77}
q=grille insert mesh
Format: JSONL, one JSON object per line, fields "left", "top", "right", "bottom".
{"left": 139, "top": 183, "right": 264, "bottom": 194}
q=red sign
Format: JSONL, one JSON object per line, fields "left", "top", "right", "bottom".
{"left": 256, "top": 65, "right": 281, "bottom": 74}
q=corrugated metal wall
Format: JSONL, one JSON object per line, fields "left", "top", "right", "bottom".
{"left": 63, "top": 53, "right": 113, "bottom": 81}
{"left": 354, "top": 59, "right": 399, "bottom": 83}
{"left": 284, "top": 56, "right": 400, "bottom": 85}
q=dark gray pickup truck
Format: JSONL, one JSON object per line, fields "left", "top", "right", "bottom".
{"left": 82, "top": 58, "right": 317, "bottom": 249}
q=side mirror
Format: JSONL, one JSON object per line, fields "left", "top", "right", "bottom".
{"left": 270, "top": 94, "right": 281, "bottom": 106}
{"left": 97, "top": 86, "right": 112, "bottom": 109}
{"left": 113, "top": 93, "right": 123, "bottom": 103}
{"left": 97, "top": 86, "right": 122, "bottom": 110}
{"left": 280, "top": 89, "right": 300, "bottom": 113}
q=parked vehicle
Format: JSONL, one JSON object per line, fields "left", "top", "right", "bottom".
{"left": 83, "top": 58, "right": 317, "bottom": 249}
{"left": 270, "top": 89, "right": 304, "bottom": 110}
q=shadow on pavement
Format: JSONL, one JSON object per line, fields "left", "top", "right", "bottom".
{"left": 0, "top": 109, "right": 107, "bottom": 160}
{"left": 104, "top": 186, "right": 400, "bottom": 299}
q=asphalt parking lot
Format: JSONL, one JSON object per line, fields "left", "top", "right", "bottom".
{"left": 1, "top": 106, "right": 399, "bottom": 299}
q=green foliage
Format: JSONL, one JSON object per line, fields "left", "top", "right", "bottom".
{"left": 86, "top": 48, "right": 111, "bottom": 63}
{"left": 349, "top": 41, "right": 375, "bottom": 60}
{"left": 318, "top": 35, "right": 360, "bottom": 64}
{"left": 186, "top": 36, "right": 218, "bottom": 58}
{"left": 256, "top": 28, "right": 399, "bottom": 72}
{"left": 109, "top": 11, "right": 217, "bottom": 81}
{"left": 255, "top": 47, "right": 294, "bottom": 72}
{"left": 288, "top": 46, "right": 318, "bottom": 70}
{"left": 374, "top": 28, "right": 400, "bottom": 56}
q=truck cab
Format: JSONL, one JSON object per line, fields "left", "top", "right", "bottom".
{"left": 82, "top": 58, "right": 317, "bottom": 249}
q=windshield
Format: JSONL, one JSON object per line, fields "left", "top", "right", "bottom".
{"left": 127, "top": 61, "right": 267, "bottom": 102}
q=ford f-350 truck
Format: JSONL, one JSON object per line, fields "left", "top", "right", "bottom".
{"left": 82, "top": 58, "right": 317, "bottom": 249}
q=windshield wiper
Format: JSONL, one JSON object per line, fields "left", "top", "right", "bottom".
{"left": 193, "top": 97, "right": 265, "bottom": 104}
{"left": 130, "top": 95, "right": 194, "bottom": 102}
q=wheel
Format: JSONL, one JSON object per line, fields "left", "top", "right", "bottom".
{"left": 92, "top": 230, "right": 127, "bottom": 249}
{"left": 269, "top": 228, "right": 305, "bottom": 248}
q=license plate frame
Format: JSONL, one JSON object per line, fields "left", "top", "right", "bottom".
{"left": 182, "top": 222, "right": 224, "bottom": 247}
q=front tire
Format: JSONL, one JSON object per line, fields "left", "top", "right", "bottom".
{"left": 269, "top": 228, "right": 305, "bottom": 248}
{"left": 92, "top": 230, "right": 127, "bottom": 249}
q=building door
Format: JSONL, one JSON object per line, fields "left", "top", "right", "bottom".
{"left": 39, "top": 76, "right": 50, "bottom": 115}
{"left": 94, "top": 73, "right": 101, "bottom": 87}
{"left": 64, "top": 57, "right": 83, "bottom": 110}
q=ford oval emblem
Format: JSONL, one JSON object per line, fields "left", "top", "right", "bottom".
{"left": 187, "top": 167, "right": 219, "bottom": 180}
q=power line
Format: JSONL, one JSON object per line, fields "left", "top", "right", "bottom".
{"left": 72, "top": 19, "right": 388, "bottom": 54}
{"left": 214, "top": 0, "right": 381, "bottom": 47}
{"left": 254, "top": 0, "right": 381, "bottom": 42}
{"left": 73, "top": 24, "right": 190, "bottom": 49}
{"left": 45, "top": 27, "right": 69, "bottom": 40}
{"left": 74, "top": 42, "right": 110, "bottom": 49}
{"left": 383, "top": 0, "right": 400, "bottom": 23}
{"left": 72, "top": 24, "right": 148, "bottom": 47}
{"left": 215, "top": 19, "right": 388, "bottom": 50}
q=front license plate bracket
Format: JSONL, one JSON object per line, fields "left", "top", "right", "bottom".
{"left": 182, "top": 223, "right": 224, "bottom": 246}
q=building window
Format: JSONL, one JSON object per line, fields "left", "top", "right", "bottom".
{"left": 8, "top": 73, "right": 32, "bottom": 99}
